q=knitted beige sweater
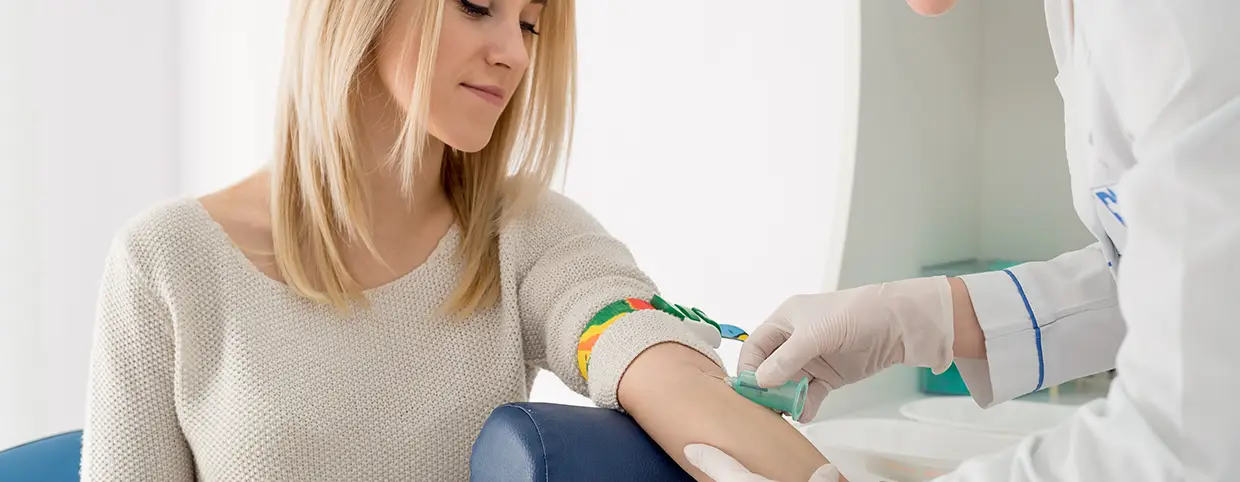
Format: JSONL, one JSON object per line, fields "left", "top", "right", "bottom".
{"left": 80, "top": 191, "right": 719, "bottom": 481}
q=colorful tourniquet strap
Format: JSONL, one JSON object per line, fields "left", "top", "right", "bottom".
{"left": 651, "top": 295, "right": 748, "bottom": 341}
{"left": 577, "top": 298, "right": 656, "bottom": 380}
{"left": 576, "top": 296, "right": 750, "bottom": 380}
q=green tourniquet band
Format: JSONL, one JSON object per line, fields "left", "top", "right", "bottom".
{"left": 691, "top": 307, "right": 722, "bottom": 332}
{"left": 651, "top": 295, "right": 684, "bottom": 320}
{"left": 585, "top": 299, "right": 639, "bottom": 331}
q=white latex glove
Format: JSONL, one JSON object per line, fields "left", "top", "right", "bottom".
{"left": 684, "top": 444, "right": 841, "bottom": 482}
{"left": 739, "top": 276, "right": 955, "bottom": 422}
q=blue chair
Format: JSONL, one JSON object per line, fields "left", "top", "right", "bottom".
{"left": 0, "top": 430, "right": 82, "bottom": 482}
{"left": 471, "top": 403, "right": 693, "bottom": 481}
{"left": 4, "top": 406, "right": 686, "bottom": 481}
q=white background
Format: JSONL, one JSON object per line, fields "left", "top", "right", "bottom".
{"left": 1, "top": 0, "right": 182, "bottom": 451}
{"left": 1, "top": 0, "right": 285, "bottom": 450}
{"left": 178, "top": 1, "right": 292, "bottom": 195}
{"left": 533, "top": 0, "right": 858, "bottom": 406}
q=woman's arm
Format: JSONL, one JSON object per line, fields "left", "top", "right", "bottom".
{"left": 81, "top": 230, "right": 195, "bottom": 481}
{"left": 515, "top": 192, "right": 827, "bottom": 481}
{"left": 619, "top": 342, "right": 828, "bottom": 481}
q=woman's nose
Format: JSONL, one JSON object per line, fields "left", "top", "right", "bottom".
{"left": 485, "top": 23, "right": 531, "bottom": 71}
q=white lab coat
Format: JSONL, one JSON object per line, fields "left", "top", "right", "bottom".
{"left": 941, "top": 0, "right": 1240, "bottom": 480}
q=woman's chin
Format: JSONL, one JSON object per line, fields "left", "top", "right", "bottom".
{"left": 437, "top": 123, "right": 498, "bottom": 154}
{"left": 436, "top": 132, "right": 492, "bottom": 154}
{"left": 449, "top": 138, "right": 490, "bottom": 154}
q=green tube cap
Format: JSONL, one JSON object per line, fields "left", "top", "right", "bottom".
{"left": 727, "top": 370, "right": 808, "bottom": 421}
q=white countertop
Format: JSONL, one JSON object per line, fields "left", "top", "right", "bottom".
{"left": 802, "top": 380, "right": 1107, "bottom": 426}
{"left": 792, "top": 387, "right": 1106, "bottom": 481}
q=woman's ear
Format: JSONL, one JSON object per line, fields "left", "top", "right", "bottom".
{"left": 906, "top": 0, "right": 959, "bottom": 17}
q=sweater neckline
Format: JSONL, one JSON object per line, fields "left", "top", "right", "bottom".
{"left": 182, "top": 197, "right": 461, "bottom": 300}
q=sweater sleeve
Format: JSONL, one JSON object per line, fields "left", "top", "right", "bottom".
{"left": 516, "top": 192, "right": 722, "bottom": 410}
{"left": 81, "top": 231, "right": 195, "bottom": 481}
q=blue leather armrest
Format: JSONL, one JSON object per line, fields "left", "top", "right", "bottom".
{"left": 470, "top": 403, "right": 694, "bottom": 482}
{"left": 0, "top": 431, "right": 83, "bottom": 482}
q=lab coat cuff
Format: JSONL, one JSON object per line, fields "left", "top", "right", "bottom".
{"left": 958, "top": 268, "right": 1049, "bottom": 405}
{"left": 584, "top": 309, "right": 723, "bottom": 411}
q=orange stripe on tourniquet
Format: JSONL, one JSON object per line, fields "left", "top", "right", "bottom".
{"left": 627, "top": 298, "right": 655, "bottom": 310}
{"left": 579, "top": 333, "right": 601, "bottom": 351}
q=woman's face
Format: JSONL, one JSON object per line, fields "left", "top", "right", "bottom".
{"left": 376, "top": 0, "right": 545, "bottom": 152}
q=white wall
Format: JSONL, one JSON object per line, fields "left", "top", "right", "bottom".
{"left": 838, "top": 0, "right": 1086, "bottom": 302}
{"left": 179, "top": 0, "right": 290, "bottom": 195}
{"left": 0, "top": 0, "right": 182, "bottom": 450}
{"left": 837, "top": 0, "right": 984, "bottom": 291}
{"left": 532, "top": 0, "right": 861, "bottom": 406}
{"left": 978, "top": 2, "right": 1093, "bottom": 261}
{"left": 1, "top": 0, "right": 289, "bottom": 449}
{"left": 0, "top": 2, "right": 43, "bottom": 450}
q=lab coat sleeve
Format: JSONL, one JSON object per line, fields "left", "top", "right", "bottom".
{"left": 954, "top": 244, "right": 1124, "bottom": 407}
{"left": 938, "top": 1, "right": 1240, "bottom": 479}
{"left": 514, "top": 191, "right": 722, "bottom": 411}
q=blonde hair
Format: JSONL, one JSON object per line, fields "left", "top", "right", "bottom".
{"left": 271, "top": 0, "right": 576, "bottom": 315}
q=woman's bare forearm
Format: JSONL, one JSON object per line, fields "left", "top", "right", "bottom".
{"left": 617, "top": 342, "right": 828, "bottom": 481}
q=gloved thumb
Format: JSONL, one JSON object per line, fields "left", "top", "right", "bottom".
{"left": 754, "top": 330, "right": 822, "bottom": 388}
{"left": 684, "top": 444, "right": 771, "bottom": 482}
{"left": 808, "top": 463, "right": 842, "bottom": 482}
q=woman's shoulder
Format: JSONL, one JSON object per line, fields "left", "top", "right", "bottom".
{"left": 498, "top": 188, "right": 631, "bottom": 267}
{"left": 111, "top": 197, "right": 218, "bottom": 257}
{"left": 504, "top": 189, "right": 607, "bottom": 241}
{"left": 113, "top": 173, "right": 270, "bottom": 270}
{"left": 105, "top": 197, "right": 226, "bottom": 277}
{"left": 91, "top": 198, "right": 221, "bottom": 305}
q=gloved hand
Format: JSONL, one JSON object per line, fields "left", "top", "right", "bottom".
{"left": 740, "top": 276, "right": 955, "bottom": 422}
{"left": 684, "top": 444, "right": 842, "bottom": 482}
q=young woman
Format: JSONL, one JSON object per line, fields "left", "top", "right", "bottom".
{"left": 80, "top": 0, "right": 830, "bottom": 480}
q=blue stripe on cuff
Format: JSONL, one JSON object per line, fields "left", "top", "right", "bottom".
{"left": 1003, "top": 269, "right": 1045, "bottom": 392}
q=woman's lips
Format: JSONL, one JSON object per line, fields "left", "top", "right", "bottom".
{"left": 461, "top": 83, "right": 506, "bottom": 106}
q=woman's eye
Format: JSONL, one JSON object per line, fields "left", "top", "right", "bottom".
{"left": 457, "top": 0, "right": 490, "bottom": 18}
{"left": 458, "top": 0, "right": 538, "bottom": 35}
